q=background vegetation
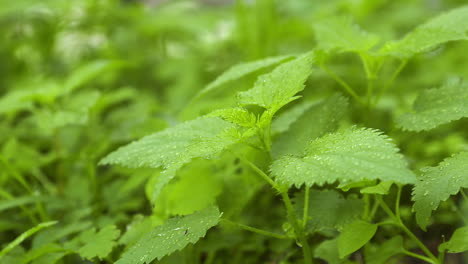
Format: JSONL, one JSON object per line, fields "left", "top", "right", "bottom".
{"left": 0, "top": 0, "right": 467, "bottom": 263}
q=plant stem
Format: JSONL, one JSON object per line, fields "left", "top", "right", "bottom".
{"left": 461, "top": 189, "right": 468, "bottom": 202}
{"left": 320, "top": 64, "right": 365, "bottom": 104}
{"left": 0, "top": 155, "right": 32, "bottom": 193}
{"left": 376, "top": 59, "right": 407, "bottom": 103}
{"left": 366, "top": 77, "right": 375, "bottom": 107}
{"left": 395, "top": 185, "right": 402, "bottom": 220}
{"left": 368, "top": 196, "right": 380, "bottom": 221}
{"left": 399, "top": 223, "right": 438, "bottom": 262}
{"left": 363, "top": 194, "right": 370, "bottom": 219}
{"left": 302, "top": 187, "right": 310, "bottom": 229}
{"left": 402, "top": 250, "right": 437, "bottom": 264}
{"left": 204, "top": 251, "right": 216, "bottom": 264}
{"left": 359, "top": 54, "right": 380, "bottom": 108}
{"left": 235, "top": 155, "right": 312, "bottom": 264}
{"left": 222, "top": 219, "right": 289, "bottom": 239}
{"left": 281, "top": 191, "right": 313, "bottom": 264}
{"left": 0, "top": 156, "right": 49, "bottom": 222}
{"left": 233, "top": 152, "right": 280, "bottom": 192}
{"left": 377, "top": 197, "right": 439, "bottom": 263}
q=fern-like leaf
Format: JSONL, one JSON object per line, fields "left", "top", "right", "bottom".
{"left": 412, "top": 152, "right": 468, "bottom": 230}
{"left": 76, "top": 225, "right": 120, "bottom": 260}
{"left": 271, "top": 128, "right": 416, "bottom": 187}
{"left": 116, "top": 206, "right": 220, "bottom": 264}
{"left": 397, "top": 82, "right": 468, "bottom": 131}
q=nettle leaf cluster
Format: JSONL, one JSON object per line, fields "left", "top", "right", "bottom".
{"left": 1, "top": 1, "right": 468, "bottom": 264}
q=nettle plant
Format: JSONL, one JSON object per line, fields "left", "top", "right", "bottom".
{"left": 96, "top": 6, "right": 468, "bottom": 264}
{"left": 4, "top": 4, "right": 468, "bottom": 264}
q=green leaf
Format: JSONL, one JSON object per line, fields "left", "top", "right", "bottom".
{"left": 338, "top": 220, "right": 378, "bottom": 258}
{"left": 156, "top": 161, "right": 222, "bottom": 216}
{"left": 194, "top": 55, "right": 292, "bottom": 99}
{"left": 313, "top": 16, "right": 379, "bottom": 53}
{"left": 116, "top": 206, "right": 221, "bottom": 264}
{"left": 100, "top": 117, "right": 237, "bottom": 203}
{"left": 365, "top": 236, "right": 403, "bottom": 264}
{"left": 271, "top": 100, "right": 315, "bottom": 135}
{"left": 30, "top": 252, "right": 68, "bottom": 264}
{"left": 360, "top": 181, "right": 393, "bottom": 195}
{"left": 413, "top": 152, "right": 468, "bottom": 230}
{"left": 0, "top": 221, "right": 58, "bottom": 259}
{"left": 76, "top": 225, "right": 120, "bottom": 260}
{"left": 0, "top": 195, "right": 48, "bottom": 213}
{"left": 19, "top": 243, "right": 67, "bottom": 264}
{"left": 314, "top": 239, "right": 342, "bottom": 264}
{"left": 64, "top": 60, "right": 117, "bottom": 93}
{"left": 381, "top": 6, "right": 468, "bottom": 58}
{"left": 272, "top": 95, "right": 348, "bottom": 158}
{"left": 0, "top": 81, "right": 60, "bottom": 115}
{"left": 118, "top": 216, "right": 153, "bottom": 247}
{"left": 294, "top": 190, "right": 363, "bottom": 232}
{"left": 397, "top": 82, "right": 468, "bottom": 131}
{"left": 237, "top": 52, "right": 314, "bottom": 113}
{"left": 100, "top": 117, "right": 235, "bottom": 168}
{"left": 32, "top": 220, "right": 93, "bottom": 248}
{"left": 439, "top": 226, "right": 468, "bottom": 253}
{"left": 271, "top": 127, "right": 416, "bottom": 187}
{"left": 0, "top": 91, "right": 33, "bottom": 114}
{"left": 35, "top": 90, "right": 101, "bottom": 132}
{"left": 209, "top": 107, "right": 256, "bottom": 128}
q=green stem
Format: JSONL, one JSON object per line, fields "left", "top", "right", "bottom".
{"left": 368, "top": 196, "right": 380, "bottom": 221}
{"left": 204, "top": 251, "right": 216, "bottom": 264}
{"left": 222, "top": 219, "right": 289, "bottom": 240}
{"left": 376, "top": 59, "right": 408, "bottom": 103}
{"left": 363, "top": 194, "right": 370, "bottom": 219}
{"left": 438, "top": 248, "right": 446, "bottom": 264}
{"left": 377, "top": 197, "right": 439, "bottom": 263}
{"left": 402, "top": 250, "right": 437, "bottom": 264}
{"left": 281, "top": 191, "right": 313, "bottom": 264}
{"left": 0, "top": 156, "right": 49, "bottom": 222}
{"left": 264, "top": 123, "right": 272, "bottom": 153}
{"left": 303, "top": 187, "right": 310, "bottom": 229}
{"left": 233, "top": 152, "right": 280, "bottom": 192}
{"left": 236, "top": 155, "right": 312, "bottom": 263}
{"left": 399, "top": 223, "right": 438, "bottom": 262}
{"left": 359, "top": 54, "right": 379, "bottom": 108}
{"left": 367, "top": 77, "right": 376, "bottom": 107}
{"left": 461, "top": 189, "right": 468, "bottom": 202}
{"left": 395, "top": 185, "right": 402, "bottom": 220}
{"left": 376, "top": 221, "right": 398, "bottom": 227}
{"left": 0, "top": 190, "right": 38, "bottom": 224}
{"left": 360, "top": 54, "right": 373, "bottom": 78}
{"left": 0, "top": 155, "right": 32, "bottom": 193}
{"left": 320, "top": 64, "right": 365, "bottom": 104}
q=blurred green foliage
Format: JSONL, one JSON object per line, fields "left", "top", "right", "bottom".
{"left": 0, "top": 0, "right": 467, "bottom": 263}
